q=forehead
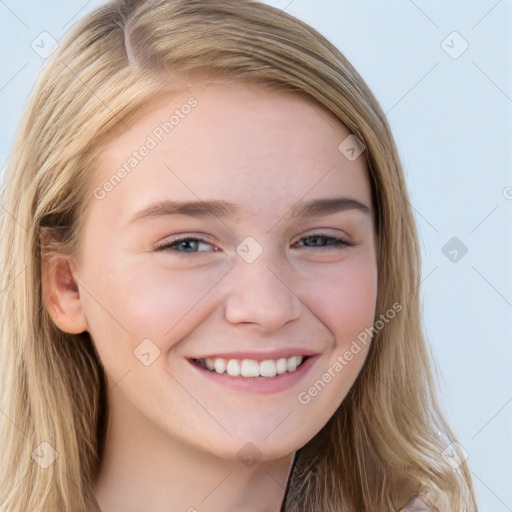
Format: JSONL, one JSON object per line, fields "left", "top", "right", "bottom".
{"left": 91, "top": 81, "right": 371, "bottom": 224}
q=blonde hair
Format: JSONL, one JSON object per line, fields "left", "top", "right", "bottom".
{"left": 0, "top": 0, "right": 478, "bottom": 510}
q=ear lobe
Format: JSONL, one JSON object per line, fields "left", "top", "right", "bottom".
{"left": 41, "top": 254, "right": 88, "bottom": 334}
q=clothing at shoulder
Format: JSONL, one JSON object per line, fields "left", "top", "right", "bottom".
{"left": 399, "top": 485, "right": 445, "bottom": 511}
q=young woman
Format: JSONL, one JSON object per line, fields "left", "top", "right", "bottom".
{"left": 0, "top": 0, "right": 478, "bottom": 510}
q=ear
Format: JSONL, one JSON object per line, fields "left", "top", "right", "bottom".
{"left": 41, "top": 253, "right": 88, "bottom": 334}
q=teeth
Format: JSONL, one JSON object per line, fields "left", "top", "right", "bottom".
{"left": 241, "top": 359, "right": 259, "bottom": 377}
{"left": 198, "top": 355, "right": 304, "bottom": 378}
{"left": 276, "top": 358, "right": 287, "bottom": 374}
{"left": 287, "top": 356, "right": 300, "bottom": 372}
{"left": 213, "top": 358, "right": 226, "bottom": 374}
{"left": 226, "top": 359, "right": 241, "bottom": 376}
{"left": 259, "top": 360, "right": 277, "bottom": 377}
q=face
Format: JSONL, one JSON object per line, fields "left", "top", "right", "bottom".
{"left": 73, "top": 81, "right": 377, "bottom": 461}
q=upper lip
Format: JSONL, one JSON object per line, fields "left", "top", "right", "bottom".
{"left": 190, "top": 349, "right": 319, "bottom": 362}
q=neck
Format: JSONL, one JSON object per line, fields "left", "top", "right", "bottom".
{"left": 93, "top": 386, "right": 296, "bottom": 512}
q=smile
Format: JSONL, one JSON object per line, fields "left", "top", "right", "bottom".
{"left": 195, "top": 355, "right": 305, "bottom": 378}
{"left": 187, "top": 353, "right": 318, "bottom": 394}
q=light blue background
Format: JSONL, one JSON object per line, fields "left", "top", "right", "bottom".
{"left": 1, "top": 1, "right": 511, "bottom": 510}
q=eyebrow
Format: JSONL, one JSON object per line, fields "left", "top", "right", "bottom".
{"left": 128, "top": 197, "right": 371, "bottom": 225}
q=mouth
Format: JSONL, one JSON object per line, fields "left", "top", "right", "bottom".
{"left": 191, "top": 354, "right": 309, "bottom": 378}
{"left": 184, "top": 350, "right": 320, "bottom": 394}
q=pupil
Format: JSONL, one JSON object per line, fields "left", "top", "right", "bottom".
{"left": 179, "top": 240, "right": 197, "bottom": 252}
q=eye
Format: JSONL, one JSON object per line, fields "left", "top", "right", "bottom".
{"left": 154, "top": 236, "right": 218, "bottom": 254}
{"left": 292, "top": 233, "right": 350, "bottom": 249}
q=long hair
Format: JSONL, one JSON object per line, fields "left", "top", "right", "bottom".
{"left": 0, "top": 1, "right": 478, "bottom": 510}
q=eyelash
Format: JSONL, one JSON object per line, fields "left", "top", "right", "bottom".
{"left": 154, "top": 233, "right": 351, "bottom": 254}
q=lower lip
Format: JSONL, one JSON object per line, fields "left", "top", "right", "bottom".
{"left": 187, "top": 356, "right": 319, "bottom": 394}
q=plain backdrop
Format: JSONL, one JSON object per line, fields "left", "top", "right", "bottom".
{"left": 1, "top": 1, "right": 511, "bottom": 510}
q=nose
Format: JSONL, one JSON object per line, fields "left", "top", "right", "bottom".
{"left": 223, "top": 253, "right": 302, "bottom": 332}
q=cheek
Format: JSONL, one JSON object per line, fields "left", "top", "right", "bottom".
{"left": 79, "top": 257, "right": 227, "bottom": 357}
{"left": 307, "top": 256, "right": 378, "bottom": 345}
{"left": 294, "top": 257, "right": 377, "bottom": 419}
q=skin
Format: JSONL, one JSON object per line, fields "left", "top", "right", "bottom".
{"left": 43, "top": 80, "right": 378, "bottom": 512}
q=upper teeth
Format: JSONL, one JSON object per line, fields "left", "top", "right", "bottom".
{"left": 198, "top": 356, "right": 304, "bottom": 378}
